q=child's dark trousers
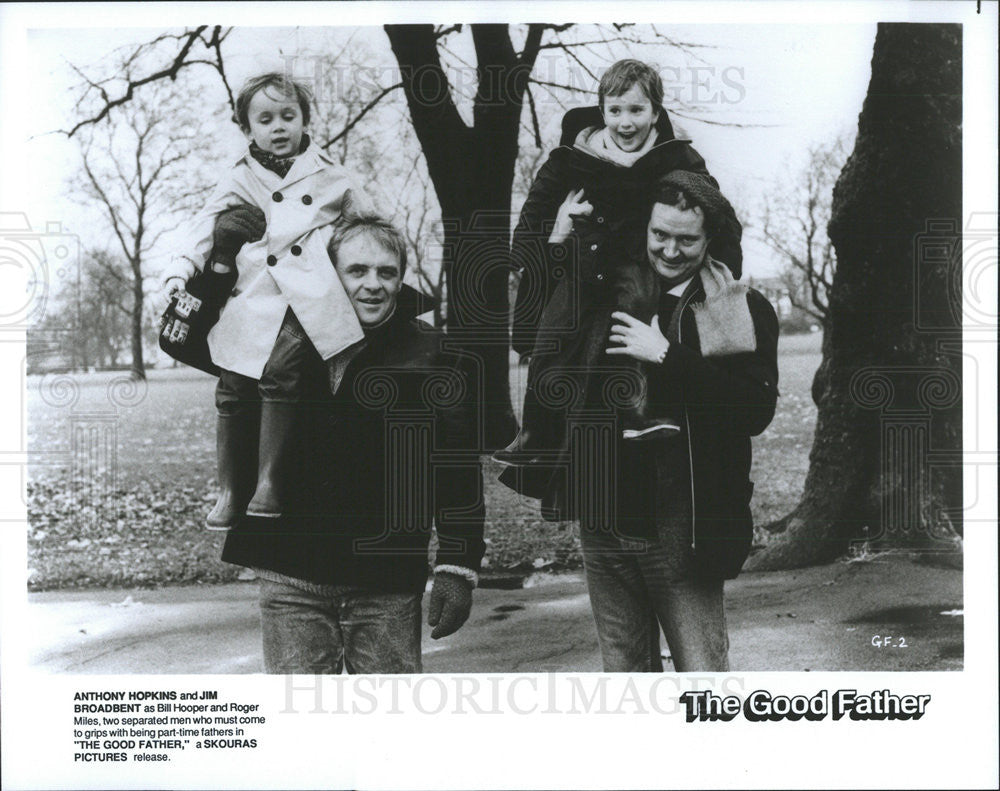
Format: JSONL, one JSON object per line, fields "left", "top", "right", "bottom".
{"left": 519, "top": 257, "right": 665, "bottom": 454}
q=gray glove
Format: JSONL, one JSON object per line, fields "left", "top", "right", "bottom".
{"left": 427, "top": 572, "right": 473, "bottom": 639}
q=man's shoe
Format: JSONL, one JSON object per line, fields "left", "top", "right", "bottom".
{"left": 621, "top": 419, "right": 682, "bottom": 441}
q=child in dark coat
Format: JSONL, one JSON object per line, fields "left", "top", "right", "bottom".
{"left": 497, "top": 59, "right": 743, "bottom": 469}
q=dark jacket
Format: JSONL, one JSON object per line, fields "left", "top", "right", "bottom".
{"left": 221, "top": 288, "right": 486, "bottom": 594}
{"left": 537, "top": 269, "right": 779, "bottom": 580}
{"left": 510, "top": 105, "right": 741, "bottom": 355}
{"left": 650, "top": 274, "right": 778, "bottom": 578}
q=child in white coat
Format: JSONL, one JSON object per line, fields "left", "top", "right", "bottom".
{"left": 162, "top": 73, "right": 372, "bottom": 526}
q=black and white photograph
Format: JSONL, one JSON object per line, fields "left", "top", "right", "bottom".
{"left": 1, "top": 1, "right": 996, "bottom": 788}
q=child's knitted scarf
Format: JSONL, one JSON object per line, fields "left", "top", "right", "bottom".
{"left": 249, "top": 134, "right": 311, "bottom": 179}
{"left": 574, "top": 125, "right": 659, "bottom": 168}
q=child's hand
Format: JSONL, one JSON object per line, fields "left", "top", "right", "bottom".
{"left": 606, "top": 311, "right": 670, "bottom": 364}
{"left": 549, "top": 188, "right": 593, "bottom": 244}
{"left": 156, "top": 277, "right": 185, "bottom": 316}
{"left": 211, "top": 203, "right": 266, "bottom": 268}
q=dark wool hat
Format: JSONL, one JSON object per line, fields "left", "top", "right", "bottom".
{"left": 658, "top": 170, "right": 744, "bottom": 278}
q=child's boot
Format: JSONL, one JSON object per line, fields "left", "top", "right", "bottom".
{"left": 493, "top": 385, "right": 551, "bottom": 467}
{"left": 610, "top": 358, "right": 682, "bottom": 441}
{"left": 621, "top": 413, "right": 682, "bottom": 441}
{"left": 620, "top": 394, "right": 682, "bottom": 441}
{"left": 206, "top": 411, "right": 259, "bottom": 529}
{"left": 245, "top": 401, "right": 297, "bottom": 518}
{"left": 493, "top": 428, "right": 539, "bottom": 467}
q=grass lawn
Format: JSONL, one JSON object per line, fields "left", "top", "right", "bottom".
{"left": 26, "top": 331, "right": 822, "bottom": 589}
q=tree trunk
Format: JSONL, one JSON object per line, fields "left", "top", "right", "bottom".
{"left": 386, "top": 23, "right": 535, "bottom": 448}
{"left": 749, "top": 23, "right": 963, "bottom": 570}
{"left": 129, "top": 261, "right": 146, "bottom": 380}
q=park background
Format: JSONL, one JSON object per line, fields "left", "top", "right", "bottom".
{"left": 21, "top": 21, "right": 862, "bottom": 588}
{"left": 9, "top": 14, "right": 977, "bottom": 598}
{"left": 1, "top": 6, "right": 995, "bottom": 791}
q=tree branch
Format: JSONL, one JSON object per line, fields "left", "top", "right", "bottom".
{"left": 528, "top": 78, "right": 596, "bottom": 95}
{"left": 319, "top": 82, "right": 403, "bottom": 149}
{"left": 385, "top": 24, "right": 472, "bottom": 209}
{"left": 536, "top": 37, "right": 634, "bottom": 51}
{"left": 203, "top": 26, "right": 236, "bottom": 114}
{"left": 668, "top": 108, "right": 777, "bottom": 129}
{"left": 525, "top": 86, "right": 542, "bottom": 148}
{"left": 62, "top": 26, "right": 210, "bottom": 137}
{"left": 80, "top": 147, "right": 133, "bottom": 262}
{"left": 543, "top": 37, "right": 599, "bottom": 83}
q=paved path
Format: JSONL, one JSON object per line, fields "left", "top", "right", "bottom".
{"left": 26, "top": 553, "right": 962, "bottom": 673}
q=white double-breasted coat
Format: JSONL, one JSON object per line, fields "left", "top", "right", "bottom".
{"left": 166, "top": 143, "right": 370, "bottom": 379}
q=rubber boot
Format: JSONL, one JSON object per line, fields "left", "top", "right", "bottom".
{"left": 245, "top": 401, "right": 297, "bottom": 518}
{"left": 206, "top": 411, "right": 259, "bottom": 529}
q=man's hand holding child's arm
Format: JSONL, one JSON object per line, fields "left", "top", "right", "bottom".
{"left": 606, "top": 311, "right": 670, "bottom": 364}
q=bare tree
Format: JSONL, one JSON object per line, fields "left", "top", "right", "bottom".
{"left": 31, "top": 248, "right": 138, "bottom": 371}
{"left": 75, "top": 249, "right": 133, "bottom": 368}
{"left": 757, "top": 136, "right": 849, "bottom": 328}
{"left": 74, "top": 81, "right": 216, "bottom": 379}
{"left": 397, "top": 153, "right": 447, "bottom": 325}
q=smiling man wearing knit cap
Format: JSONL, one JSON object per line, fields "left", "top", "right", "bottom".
{"left": 573, "top": 170, "right": 779, "bottom": 671}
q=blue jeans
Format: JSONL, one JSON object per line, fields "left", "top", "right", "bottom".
{"left": 580, "top": 528, "right": 730, "bottom": 672}
{"left": 258, "top": 580, "right": 423, "bottom": 674}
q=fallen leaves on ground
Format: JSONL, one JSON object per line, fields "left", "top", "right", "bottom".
{"left": 27, "top": 474, "right": 239, "bottom": 591}
{"left": 26, "top": 335, "right": 821, "bottom": 589}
